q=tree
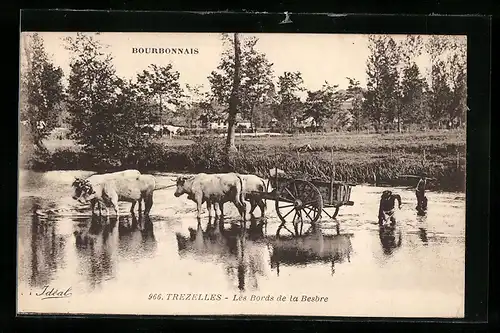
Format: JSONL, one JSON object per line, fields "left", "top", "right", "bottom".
{"left": 449, "top": 64, "right": 467, "bottom": 128}
{"left": 65, "top": 33, "right": 121, "bottom": 155}
{"left": 303, "top": 82, "right": 344, "bottom": 130}
{"left": 20, "top": 33, "right": 65, "bottom": 151}
{"left": 177, "top": 84, "right": 203, "bottom": 128}
{"left": 199, "top": 99, "right": 227, "bottom": 128}
{"left": 399, "top": 35, "right": 424, "bottom": 69}
{"left": 64, "top": 32, "right": 154, "bottom": 164}
{"left": 363, "top": 35, "right": 385, "bottom": 131}
{"left": 110, "top": 80, "right": 156, "bottom": 163}
{"left": 175, "top": 84, "right": 224, "bottom": 129}
{"left": 253, "top": 102, "right": 275, "bottom": 129}
{"left": 382, "top": 37, "right": 402, "bottom": 130}
{"left": 425, "top": 35, "right": 467, "bottom": 129}
{"left": 208, "top": 33, "right": 275, "bottom": 132}
{"left": 397, "top": 35, "right": 425, "bottom": 132}
{"left": 364, "top": 35, "right": 401, "bottom": 132}
{"left": 208, "top": 34, "right": 236, "bottom": 110}
{"left": 345, "top": 77, "right": 365, "bottom": 132}
{"left": 447, "top": 39, "right": 467, "bottom": 128}
{"left": 239, "top": 39, "right": 275, "bottom": 130}
{"left": 428, "top": 60, "right": 452, "bottom": 128}
{"left": 398, "top": 35, "right": 427, "bottom": 129}
{"left": 273, "top": 71, "right": 305, "bottom": 132}
{"left": 225, "top": 33, "right": 242, "bottom": 153}
{"left": 136, "top": 64, "right": 183, "bottom": 126}
{"left": 400, "top": 63, "right": 428, "bottom": 127}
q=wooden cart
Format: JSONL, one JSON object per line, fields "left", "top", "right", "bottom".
{"left": 258, "top": 167, "right": 356, "bottom": 237}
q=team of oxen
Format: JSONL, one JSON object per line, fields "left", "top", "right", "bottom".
{"left": 71, "top": 169, "right": 268, "bottom": 221}
{"left": 71, "top": 168, "right": 426, "bottom": 229}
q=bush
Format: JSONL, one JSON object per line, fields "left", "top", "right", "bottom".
{"left": 185, "top": 136, "right": 227, "bottom": 171}
{"left": 24, "top": 147, "right": 52, "bottom": 171}
{"left": 136, "top": 143, "right": 190, "bottom": 171}
{"left": 50, "top": 149, "right": 84, "bottom": 169}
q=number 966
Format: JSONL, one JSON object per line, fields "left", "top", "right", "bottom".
{"left": 148, "top": 293, "right": 163, "bottom": 300}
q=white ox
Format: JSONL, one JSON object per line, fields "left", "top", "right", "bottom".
{"left": 165, "top": 125, "right": 185, "bottom": 138}
{"left": 238, "top": 174, "right": 268, "bottom": 218}
{"left": 174, "top": 173, "right": 247, "bottom": 221}
{"left": 72, "top": 169, "right": 141, "bottom": 213}
{"left": 72, "top": 169, "right": 159, "bottom": 216}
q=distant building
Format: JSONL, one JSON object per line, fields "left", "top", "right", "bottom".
{"left": 235, "top": 114, "right": 252, "bottom": 130}
{"left": 236, "top": 121, "right": 252, "bottom": 130}
{"left": 202, "top": 113, "right": 252, "bottom": 130}
{"left": 208, "top": 120, "right": 228, "bottom": 130}
{"left": 294, "top": 116, "right": 316, "bottom": 129}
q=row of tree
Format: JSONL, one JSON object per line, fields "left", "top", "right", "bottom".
{"left": 362, "top": 34, "right": 467, "bottom": 132}
{"left": 202, "top": 33, "right": 467, "bottom": 135}
{"left": 20, "top": 32, "right": 467, "bottom": 158}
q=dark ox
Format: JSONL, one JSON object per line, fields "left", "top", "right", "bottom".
{"left": 72, "top": 170, "right": 157, "bottom": 216}
{"left": 174, "top": 173, "right": 247, "bottom": 221}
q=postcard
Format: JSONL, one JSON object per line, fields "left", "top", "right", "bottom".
{"left": 18, "top": 31, "right": 466, "bottom": 317}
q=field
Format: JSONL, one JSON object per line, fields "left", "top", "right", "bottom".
{"left": 35, "top": 129, "right": 466, "bottom": 192}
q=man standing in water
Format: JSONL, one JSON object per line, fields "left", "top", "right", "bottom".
{"left": 415, "top": 177, "right": 428, "bottom": 214}
{"left": 378, "top": 190, "right": 402, "bottom": 227}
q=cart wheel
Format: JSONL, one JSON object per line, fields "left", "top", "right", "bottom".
{"left": 275, "top": 179, "right": 323, "bottom": 236}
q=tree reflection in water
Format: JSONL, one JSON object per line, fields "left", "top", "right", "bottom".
{"left": 176, "top": 216, "right": 268, "bottom": 292}
{"left": 29, "top": 201, "right": 66, "bottom": 288}
{"left": 268, "top": 227, "right": 353, "bottom": 276}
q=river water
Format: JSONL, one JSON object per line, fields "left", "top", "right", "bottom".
{"left": 17, "top": 170, "right": 465, "bottom": 318}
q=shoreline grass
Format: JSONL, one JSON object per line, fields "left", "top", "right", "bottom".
{"left": 21, "top": 129, "right": 466, "bottom": 193}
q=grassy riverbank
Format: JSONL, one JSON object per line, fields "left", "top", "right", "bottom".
{"left": 22, "top": 130, "right": 466, "bottom": 192}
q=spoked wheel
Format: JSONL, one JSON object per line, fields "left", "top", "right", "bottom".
{"left": 275, "top": 179, "right": 323, "bottom": 237}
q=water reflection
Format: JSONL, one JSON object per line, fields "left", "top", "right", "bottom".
{"left": 268, "top": 228, "right": 353, "bottom": 276}
{"left": 17, "top": 171, "right": 466, "bottom": 316}
{"left": 418, "top": 228, "right": 429, "bottom": 244}
{"left": 417, "top": 214, "right": 429, "bottom": 245}
{"left": 73, "top": 215, "right": 119, "bottom": 289}
{"left": 117, "top": 213, "right": 157, "bottom": 259}
{"left": 176, "top": 216, "right": 268, "bottom": 292}
{"left": 176, "top": 218, "right": 355, "bottom": 290}
{"left": 71, "top": 213, "right": 158, "bottom": 289}
{"left": 378, "top": 225, "right": 403, "bottom": 255}
{"left": 29, "top": 201, "right": 66, "bottom": 288}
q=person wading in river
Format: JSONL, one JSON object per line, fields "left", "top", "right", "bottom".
{"left": 415, "top": 177, "right": 428, "bottom": 214}
{"left": 378, "top": 190, "right": 402, "bottom": 227}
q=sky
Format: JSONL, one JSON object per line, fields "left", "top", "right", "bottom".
{"left": 20, "top": 32, "right": 461, "bottom": 95}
